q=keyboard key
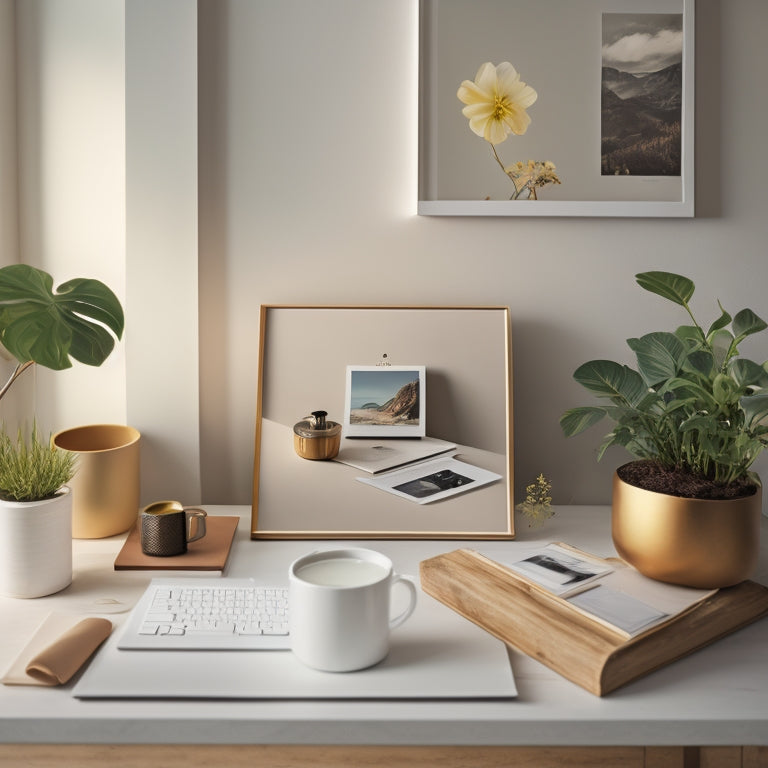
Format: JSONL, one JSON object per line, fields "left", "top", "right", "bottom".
{"left": 119, "top": 579, "right": 292, "bottom": 650}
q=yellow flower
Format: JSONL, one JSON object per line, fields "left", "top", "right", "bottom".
{"left": 457, "top": 62, "right": 537, "bottom": 145}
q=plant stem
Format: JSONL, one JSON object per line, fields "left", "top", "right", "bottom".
{"left": 489, "top": 143, "right": 531, "bottom": 200}
{"left": 0, "top": 361, "right": 35, "bottom": 403}
{"left": 489, "top": 143, "right": 507, "bottom": 176}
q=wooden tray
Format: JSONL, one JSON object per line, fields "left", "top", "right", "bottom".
{"left": 419, "top": 549, "right": 768, "bottom": 696}
{"left": 114, "top": 516, "right": 239, "bottom": 571}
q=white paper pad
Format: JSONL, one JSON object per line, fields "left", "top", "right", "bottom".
{"left": 73, "top": 594, "right": 516, "bottom": 700}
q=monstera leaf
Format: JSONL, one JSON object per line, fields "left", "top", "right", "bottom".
{"left": 0, "top": 264, "right": 124, "bottom": 370}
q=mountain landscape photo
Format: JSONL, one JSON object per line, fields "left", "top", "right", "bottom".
{"left": 601, "top": 13, "right": 683, "bottom": 176}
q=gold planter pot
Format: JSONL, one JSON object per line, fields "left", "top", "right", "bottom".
{"left": 53, "top": 424, "right": 141, "bottom": 539}
{"left": 612, "top": 467, "right": 762, "bottom": 589}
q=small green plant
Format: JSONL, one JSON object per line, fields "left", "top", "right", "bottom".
{"left": 0, "top": 426, "right": 75, "bottom": 502}
{"left": 560, "top": 271, "right": 768, "bottom": 487}
{"left": 0, "top": 263, "right": 124, "bottom": 403}
{"left": 516, "top": 473, "right": 554, "bottom": 527}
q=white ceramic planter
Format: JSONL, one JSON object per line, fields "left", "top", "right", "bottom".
{"left": 0, "top": 488, "right": 73, "bottom": 598}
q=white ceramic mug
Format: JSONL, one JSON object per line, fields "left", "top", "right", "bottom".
{"left": 288, "top": 548, "right": 417, "bottom": 672}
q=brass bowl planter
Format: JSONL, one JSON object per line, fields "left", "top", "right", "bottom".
{"left": 612, "top": 468, "right": 762, "bottom": 589}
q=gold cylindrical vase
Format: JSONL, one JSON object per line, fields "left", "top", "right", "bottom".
{"left": 53, "top": 424, "right": 141, "bottom": 539}
{"left": 612, "top": 467, "right": 762, "bottom": 589}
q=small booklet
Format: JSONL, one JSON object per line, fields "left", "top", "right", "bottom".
{"left": 356, "top": 456, "right": 501, "bottom": 504}
{"left": 499, "top": 543, "right": 717, "bottom": 638}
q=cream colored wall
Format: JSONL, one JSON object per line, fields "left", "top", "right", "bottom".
{"left": 14, "top": 0, "right": 127, "bottom": 432}
{"left": 197, "top": 0, "right": 768, "bottom": 508}
{"left": 11, "top": 0, "right": 200, "bottom": 505}
{"left": 125, "top": 0, "right": 201, "bottom": 504}
{"left": 0, "top": 0, "right": 27, "bottom": 433}
{"left": 9, "top": 1, "right": 768, "bottom": 510}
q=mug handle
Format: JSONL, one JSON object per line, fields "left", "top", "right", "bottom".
{"left": 389, "top": 574, "right": 417, "bottom": 630}
{"left": 184, "top": 508, "right": 207, "bottom": 543}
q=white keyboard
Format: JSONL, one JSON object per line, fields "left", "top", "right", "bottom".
{"left": 118, "top": 578, "right": 291, "bottom": 650}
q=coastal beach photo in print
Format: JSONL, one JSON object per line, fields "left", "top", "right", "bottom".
{"left": 344, "top": 365, "right": 426, "bottom": 438}
{"left": 601, "top": 13, "right": 683, "bottom": 176}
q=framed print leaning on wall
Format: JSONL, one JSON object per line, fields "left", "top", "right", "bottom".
{"left": 251, "top": 306, "right": 514, "bottom": 539}
{"left": 419, "top": 0, "right": 694, "bottom": 217}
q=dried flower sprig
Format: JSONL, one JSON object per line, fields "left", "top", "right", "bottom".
{"left": 516, "top": 473, "right": 554, "bottom": 528}
{"left": 506, "top": 160, "right": 562, "bottom": 200}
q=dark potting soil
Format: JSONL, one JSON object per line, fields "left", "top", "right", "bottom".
{"left": 617, "top": 460, "right": 758, "bottom": 501}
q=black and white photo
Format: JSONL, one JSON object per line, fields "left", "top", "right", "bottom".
{"left": 357, "top": 456, "right": 501, "bottom": 505}
{"left": 601, "top": 13, "right": 683, "bottom": 176}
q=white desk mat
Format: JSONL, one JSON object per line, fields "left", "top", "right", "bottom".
{"left": 73, "top": 594, "right": 516, "bottom": 700}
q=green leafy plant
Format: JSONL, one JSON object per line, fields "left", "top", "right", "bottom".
{"left": 560, "top": 271, "right": 768, "bottom": 488}
{"left": 0, "top": 264, "right": 123, "bottom": 502}
{"left": 516, "top": 473, "right": 554, "bottom": 527}
{"left": 0, "top": 264, "right": 124, "bottom": 402}
{"left": 0, "top": 425, "right": 76, "bottom": 502}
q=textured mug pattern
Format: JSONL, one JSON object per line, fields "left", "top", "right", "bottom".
{"left": 140, "top": 506, "right": 207, "bottom": 557}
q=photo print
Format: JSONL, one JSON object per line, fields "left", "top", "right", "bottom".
{"left": 507, "top": 544, "right": 613, "bottom": 596}
{"left": 601, "top": 13, "right": 683, "bottom": 176}
{"left": 344, "top": 365, "right": 426, "bottom": 438}
{"left": 393, "top": 469, "right": 474, "bottom": 500}
{"left": 356, "top": 456, "right": 502, "bottom": 505}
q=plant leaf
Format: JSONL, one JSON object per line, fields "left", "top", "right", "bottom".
{"left": 559, "top": 407, "right": 607, "bottom": 437}
{"left": 635, "top": 271, "right": 695, "bottom": 307}
{"left": 685, "top": 349, "right": 715, "bottom": 377}
{"left": 709, "top": 328, "right": 734, "bottom": 369}
{"left": 628, "top": 332, "right": 685, "bottom": 387}
{"left": 663, "top": 377, "right": 717, "bottom": 409}
{"left": 54, "top": 277, "right": 124, "bottom": 340}
{"left": 741, "top": 395, "right": 768, "bottom": 428}
{"left": 729, "top": 358, "right": 768, "bottom": 390}
{"left": 712, "top": 373, "right": 737, "bottom": 406}
{"left": 0, "top": 265, "right": 124, "bottom": 370}
{"left": 572, "top": 360, "right": 647, "bottom": 406}
{"left": 706, "top": 304, "right": 732, "bottom": 338}
{"left": 676, "top": 324, "right": 706, "bottom": 348}
{"left": 732, "top": 308, "right": 768, "bottom": 341}
{"left": 0, "top": 308, "right": 73, "bottom": 369}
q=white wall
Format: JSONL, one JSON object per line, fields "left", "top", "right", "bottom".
{"left": 197, "top": 0, "right": 768, "bottom": 508}
{"left": 0, "top": 0, "right": 27, "bottom": 433}
{"left": 0, "top": 0, "right": 16, "bottom": 270}
{"left": 10, "top": 0, "right": 768, "bottom": 511}
{"left": 14, "top": 0, "right": 126, "bottom": 431}
{"left": 125, "top": 0, "right": 201, "bottom": 504}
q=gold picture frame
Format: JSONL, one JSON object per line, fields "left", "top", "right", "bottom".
{"left": 251, "top": 305, "right": 514, "bottom": 539}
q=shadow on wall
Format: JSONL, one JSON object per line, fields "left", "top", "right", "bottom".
{"left": 512, "top": 317, "right": 617, "bottom": 507}
{"left": 693, "top": 0, "right": 722, "bottom": 219}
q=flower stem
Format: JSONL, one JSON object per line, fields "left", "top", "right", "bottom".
{"left": 0, "top": 361, "right": 35, "bottom": 403}
{"left": 489, "top": 143, "right": 507, "bottom": 175}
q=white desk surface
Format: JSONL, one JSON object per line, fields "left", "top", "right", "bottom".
{"left": 0, "top": 505, "right": 766, "bottom": 747}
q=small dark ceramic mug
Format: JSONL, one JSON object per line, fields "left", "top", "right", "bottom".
{"left": 140, "top": 500, "right": 207, "bottom": 557}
